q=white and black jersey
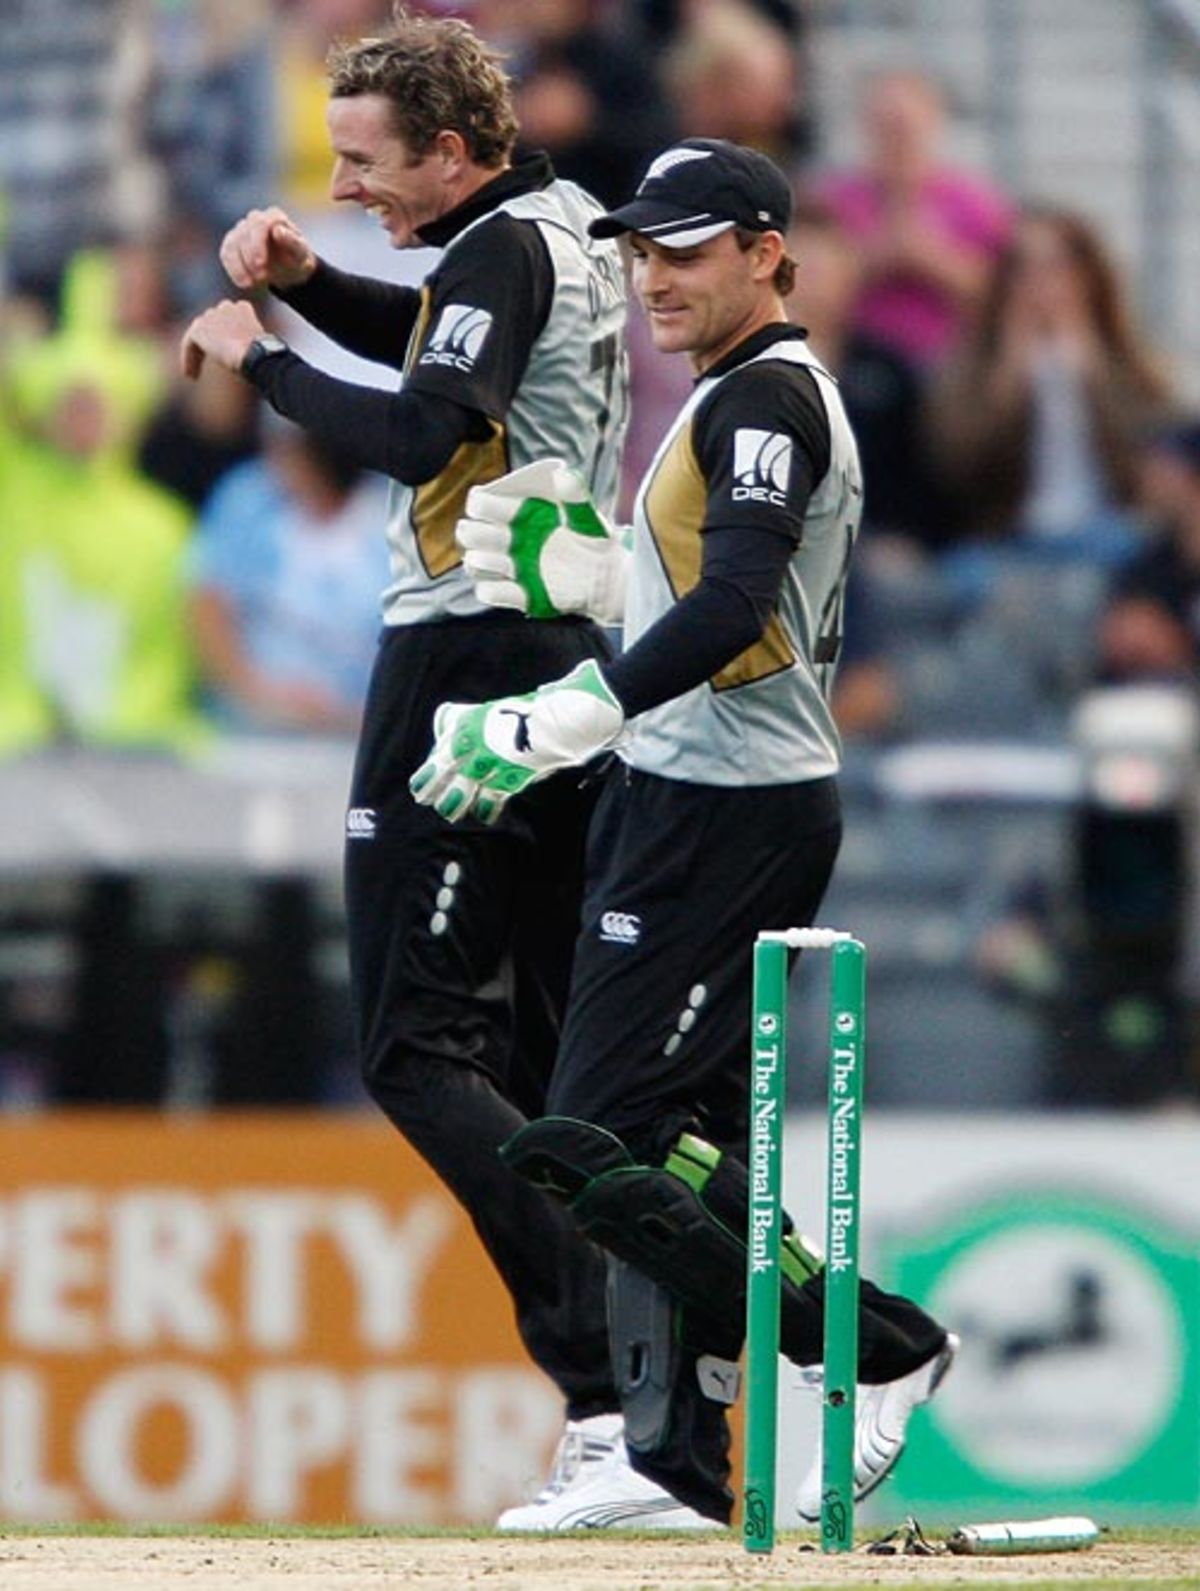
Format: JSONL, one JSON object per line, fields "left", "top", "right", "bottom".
{"left": 245, "top": 154, "right": 630, "bottom": 627}
{"left": 383, "top": 178, "right": 628, "bottom": 625}
{"left": 621, "top": 329, "right": 862, "bottom": 786}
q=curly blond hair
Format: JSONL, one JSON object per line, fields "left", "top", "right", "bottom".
{"left": 327, "top": 5, "right": 517, "bottom": 168}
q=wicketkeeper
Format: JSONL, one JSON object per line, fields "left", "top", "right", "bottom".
{"left": 414, "top": 138, "right": 957, "bottom": 1528}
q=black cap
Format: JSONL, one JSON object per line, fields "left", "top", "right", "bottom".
{"left": 589, "top": 138, "right": 792, "bottom": 248}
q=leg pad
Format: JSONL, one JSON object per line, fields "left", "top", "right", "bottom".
{"left": 501, "top": 1114, "right": 632, "bottom": 1198}
{"left": 504, "top": 1116, "right": 826, "bottom": 1355}
{"left": 607, "top": 1258, "right": 676, "bottom": 1453}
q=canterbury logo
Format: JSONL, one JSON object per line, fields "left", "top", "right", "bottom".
{"left": 346, "top": 807, "right": 377, "bottom": 838}
{"left": 599, "top": 910, "right": 641, "bottom": 945}
{"left": 732, "top": 428, "right": 792, "bottom": 507}
{"left": 419, "top": 304, "right": 493, "bottom": 371}
{"left": 641, "top": 146, "right": 712, "bottom": 188}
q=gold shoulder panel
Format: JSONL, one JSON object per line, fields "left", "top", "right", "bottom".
{"left": 643, "top": 426, "right": 796, "bottom": 691}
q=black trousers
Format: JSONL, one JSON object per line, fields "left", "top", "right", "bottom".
{"left": 345, "top": 615, "right": 617, "bottom": 1419}
{"left": 550, "top": 766, "right": 845, "bottom": 1149}
{"left": 545, "top": 766, "right": 945, "bottom": 1514}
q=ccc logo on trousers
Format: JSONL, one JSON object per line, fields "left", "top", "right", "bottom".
{"left": 599, "top": 911, "right": 641, "bottom": 945}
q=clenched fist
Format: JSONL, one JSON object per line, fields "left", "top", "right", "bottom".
{"left": 180, "top": 299, "right": 267, "bottom": 381}
{"left": 219, "top": 207, "right": 317, "bottom": 292}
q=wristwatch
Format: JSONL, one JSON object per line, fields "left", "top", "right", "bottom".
{"left": 240, "top": 333, "right": 290, "bottom": 377}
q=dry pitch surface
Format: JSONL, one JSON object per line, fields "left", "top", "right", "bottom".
{"left": 0, "top": 1531, "right": 1196, "bottom": 1590}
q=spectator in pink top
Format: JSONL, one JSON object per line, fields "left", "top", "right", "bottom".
{"left": 819, "top": 69, "right": 1013, "bottom": 366}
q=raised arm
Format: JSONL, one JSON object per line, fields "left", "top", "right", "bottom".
{"left": 179, "top": 299, "right": 484, "bottom": 483}
{"left": 275, "top": 262, "right": 421, "bottom": 370}
{"left": 219, "top": 207, "right": 420, "bottom": 368}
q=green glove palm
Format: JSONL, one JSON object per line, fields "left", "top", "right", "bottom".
{"left": 409, "top": 659, "right": 625, "bottom": 825}
{"left": 455, "top": 459, "right": 628, "bottom": 624}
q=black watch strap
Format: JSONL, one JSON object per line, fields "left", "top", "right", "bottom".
{"left": 241, "top": 333, "right": 290, "bottom": 378}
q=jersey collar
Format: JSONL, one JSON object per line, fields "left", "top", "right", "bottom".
{"left": 697, "top": 323, "right": 810, "bottom": 384}
{"left": 417, "top": 151, "right": 557, "bottom": 249}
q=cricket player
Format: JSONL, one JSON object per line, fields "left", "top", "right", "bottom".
{"left": 413, "top": 137, "right": 958, "bottom": 1527}
{"left": 180, "top": 8, "right": 706, "bottom": 1528}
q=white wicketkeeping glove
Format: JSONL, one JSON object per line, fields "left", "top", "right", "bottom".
{"left": 409, "top": 659, "right": 625, "bottom": 825}
{"left": 455, "top": 459, "right": 629, "bottom": 625}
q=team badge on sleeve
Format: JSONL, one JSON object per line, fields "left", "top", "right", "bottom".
{"left": 420, "top": 304, "right": 494, "bottom": 371}
{"left": 732, "top": 428, "right": 792, "bottom": 507}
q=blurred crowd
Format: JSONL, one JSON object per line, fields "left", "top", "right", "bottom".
{"left": 2, "top": 0, "right": 1199, "bottom": 1107}
{"left": 3, "top": 0, "right": 1198, "bottom": 754}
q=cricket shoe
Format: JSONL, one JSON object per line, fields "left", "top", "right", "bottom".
{"left": 794, "top": 1332, "right": 960, "bottom": 1521}
{"left": 495, "top": 1415, "right": 719, "bottom": 1531}
{"left": 496, "top": 1413, "right": 624, "bottom": 1529}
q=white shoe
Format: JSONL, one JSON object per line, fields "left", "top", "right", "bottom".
{"left": 495, "top": 1414, "right": 720, "bottom": 1531}
{"left": 795, "top": 1332, "right": 959, "bottom": 1521}
{"left": 497, "top": 1414, "right": 624, "bottom": 1529}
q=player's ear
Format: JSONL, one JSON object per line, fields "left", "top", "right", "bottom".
{"left": 753, "top": 230, "right": 786, "bottom": 282}
{"left": 434, "top": 129, "right": 468, "bottom": 174}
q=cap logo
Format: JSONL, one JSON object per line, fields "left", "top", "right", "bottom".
{"left": 639, "top": 146, "right": 714, "bottom": 191}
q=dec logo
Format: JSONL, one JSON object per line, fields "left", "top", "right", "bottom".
{"left": 420, "top": 305, "right": 494, "bottom": 373}
{"left": 732, "top": 428, "right": 792, "bottom": 507}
